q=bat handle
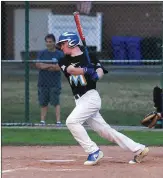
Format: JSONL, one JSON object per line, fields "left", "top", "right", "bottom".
{"left": 84, "top": 47, "right": 91, "bottom": 64}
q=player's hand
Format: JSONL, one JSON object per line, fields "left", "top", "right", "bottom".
{"left": 83, "top": 67, "right": 99, "bottom": 81}
{"left": 83, "top": 67, "right": 95, "bottom": 75}
{"left": 91, "top": 72, "right": 99, "bottom": 81}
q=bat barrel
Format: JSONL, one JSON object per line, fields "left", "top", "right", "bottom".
{"left": 73, "top": 11, "right": 85, "bottom": 41}
{"left": 73, "top": 11, "right": 90, "bottom": 64}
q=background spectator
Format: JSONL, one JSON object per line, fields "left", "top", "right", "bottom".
{"left": 36, "top": 34, "right": 64, "bottom": 126}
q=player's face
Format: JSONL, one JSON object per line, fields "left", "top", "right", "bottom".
{"left": 60, "top": 41, "right": 71, "bottom": 55}
{"left": 45, "top": 38, "right": 55, "bottom": 50}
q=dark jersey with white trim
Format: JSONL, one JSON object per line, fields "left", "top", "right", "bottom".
{"left": 58, "top": 53, "right": 108, "bottom": 96}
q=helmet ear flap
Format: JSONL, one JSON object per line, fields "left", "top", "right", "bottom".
{"left": 68, "top": 39, "right": 79, "bottom": 48}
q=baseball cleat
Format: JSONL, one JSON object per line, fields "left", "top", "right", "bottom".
{"left": 84, "top": 149, "right": 104, "bottom": 166}
{"left": 129, "top": 147, "right": 149, "bottom": 164}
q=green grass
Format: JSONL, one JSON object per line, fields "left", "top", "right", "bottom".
{"left": 2, "top": 72, "right": 160, "bottom": 125}
{"left": 2, "top": 128, "right": 163, "bottom": 146}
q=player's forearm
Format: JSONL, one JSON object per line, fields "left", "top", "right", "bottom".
{"left": 96, "top": 68, "right": 104, "bottom": 80}
{"left": 67, "top": 66, "right": 84, "bottom": 75}
{"left": 36, "top": 63, "right": 51, "bottom": 70}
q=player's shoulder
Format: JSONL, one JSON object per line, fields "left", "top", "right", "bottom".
{"left": 58, "top": 56, "right": 69, "bottom": 72}
{"left": 58, "top": 55, "right": 67, "bottom": 65}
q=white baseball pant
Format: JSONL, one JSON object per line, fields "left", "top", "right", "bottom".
{"left": 66, "top": 89, "right": 145, "bottom": 154}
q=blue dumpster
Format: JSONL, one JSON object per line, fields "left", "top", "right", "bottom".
{"left": 126, "top": 37, "right": 142, "bottom": 64}
{"left": 111, "top": 36, "right": 127, "bottom": 64}
{"left": 111, "top": 36, "right": 142, "bottom": 65}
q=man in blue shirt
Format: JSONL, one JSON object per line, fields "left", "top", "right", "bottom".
{"left": 36, "top": 34, "right": 64, "bottom": 126}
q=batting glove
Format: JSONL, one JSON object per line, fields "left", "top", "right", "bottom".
{"left": 83, "top": 67, "right": 95, "bottom": 75}
{"left": 91, "top": 72, "right": 99, "bottom": 81}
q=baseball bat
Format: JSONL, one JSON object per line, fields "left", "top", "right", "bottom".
{"left": 73, "top": 11, "right": 91, "bottom": 64}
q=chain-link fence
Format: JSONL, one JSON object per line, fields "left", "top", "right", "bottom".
{"left": 1, "top": 1, "right": 163, "bottom": 127}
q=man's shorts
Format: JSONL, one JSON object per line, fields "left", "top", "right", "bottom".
{"left": 38, "top": 87, "right": 61, "bottom": 107}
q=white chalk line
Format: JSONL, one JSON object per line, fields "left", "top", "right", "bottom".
{"left": 2, "top": 167, "right": 91, "bottom": 174}
{"left": 27, "top": 168, "right": 91, "bottom": 172}
{"left": 56, "top": 168, "right": 91, "bottom": 172}
{"left": 103, "top": 156, "right": 113, "bottom": 159}
{"left": 66, "top": 153, "right": 113, "bottom": 159}
{"left": 2, "top": 167, "right": 29, "bottom": 174}
{"left": 40, "top": 159, "right": 75, "bottom": 163}
{"left": 39, "top": 155, "right": 112, "bottom": 164}
{"left": 2, "top": 154, "right": 113, "bottom": 174}
{"left": 66, "top": 154, "right": 87, "bottom": 157}
{"left": 29, "top": 168, "right": 91, "bottom": 172}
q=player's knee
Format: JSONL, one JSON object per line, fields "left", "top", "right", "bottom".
{"left": 66, "top": 117, "right": 72, "bottom": 128}
{"left": 66, "top": 117, "right": 76, "bottom": 128}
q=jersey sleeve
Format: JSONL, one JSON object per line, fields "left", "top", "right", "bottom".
{"left": 58, "top": 57, "right": 69, "bottom": 75}
{"left": 90, "top": 54, "right": 108, "bottom": 74}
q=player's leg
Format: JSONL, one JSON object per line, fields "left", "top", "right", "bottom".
{"left": 49, "top": 87, "right": 61, "bottom": 126}
{"left": 66, "top": 90, "right": 104, "bottom": 165}
{"left": 86, "top": 112, "right": 148, "bottom": 163}
{"left": 38, "top": 87, "right": 49, "bottom": 125}
{"left": 66, "top": 99, "right": 99, "bottom": 154}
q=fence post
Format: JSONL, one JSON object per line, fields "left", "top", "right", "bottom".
{"left": 161, "top": 2, "right": 163, "bottom": 128}
{"left": 25, "top": 1, "right": 30, "bottom": 122}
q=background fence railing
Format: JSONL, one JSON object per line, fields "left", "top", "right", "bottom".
{"left": 1, "top": 1, "right": 163, "bottom": 127}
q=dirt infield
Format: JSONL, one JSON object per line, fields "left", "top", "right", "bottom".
{"left": 2, "top": 146, "right": 163, "bottom": 178}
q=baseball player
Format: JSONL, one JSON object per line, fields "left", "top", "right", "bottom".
{"left": 54, "top": 32, "right": 149, "bottom": 166}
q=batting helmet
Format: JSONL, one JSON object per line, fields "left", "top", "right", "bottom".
{"left": 57, "top": 32, "right": 80, "bottom": 48}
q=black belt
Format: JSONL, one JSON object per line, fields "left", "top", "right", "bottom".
{"left": 74, "top": 93, "right": 83, "bottom": 100}
{"left": 74, "top": 89, "right": 94, "bottom": 100}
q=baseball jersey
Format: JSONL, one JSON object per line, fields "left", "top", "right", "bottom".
{"left": 58, "top": 53, "right": 108, "bottom": 96}
{"left": 37, "top": 49, "right": 64, "bottom": 88}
